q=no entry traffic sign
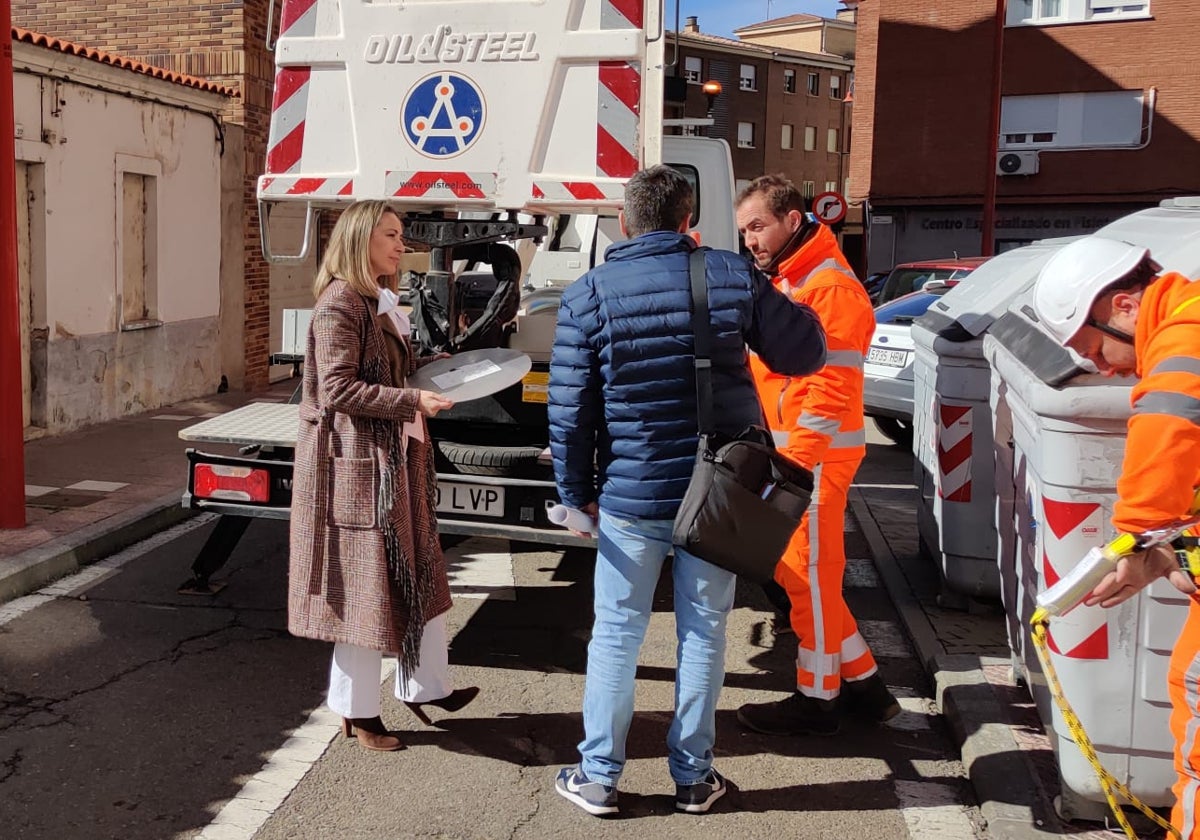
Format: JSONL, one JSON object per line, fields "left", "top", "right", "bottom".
{"left": 813, "top": 191, "right": 847, "bottom": 225}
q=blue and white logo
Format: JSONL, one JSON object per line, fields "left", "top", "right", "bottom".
{"left": 401, "top": 72, "right": 485, "bottom": 158}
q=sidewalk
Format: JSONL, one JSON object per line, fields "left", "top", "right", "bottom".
{"left": 849, "top": 446, "right": 1136, "bottom": 840}
{"left": 0, "top": 379, "right": 299, "bottom": 602}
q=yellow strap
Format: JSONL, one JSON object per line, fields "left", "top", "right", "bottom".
{"left": 1030, "top": 621, "right": 1181, "bottom": 839}
{"left": 1169, "top": 294, "right": 1200, "bottom": 319}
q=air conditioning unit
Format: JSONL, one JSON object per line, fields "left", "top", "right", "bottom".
{"left": 997, "top": 150, "right": 1040, "bottom": 176}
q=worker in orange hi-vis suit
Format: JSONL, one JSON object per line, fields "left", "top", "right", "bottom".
{"left": 734, "top": 175, "right": 900, "bottom": 737}
{"left": 1031, "top": 236, "right": 1200, "bottom": 837}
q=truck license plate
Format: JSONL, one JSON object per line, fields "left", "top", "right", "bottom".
{"left": 435, "top": 481, "right": 505, "bottom": 518}
{"left": 867, "top": 346, "right": 908, "bottom": 368}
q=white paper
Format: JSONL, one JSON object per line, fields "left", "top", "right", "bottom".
{"left": 547, "top": 504, "right": 597, "bottom": 536}
{"left": 430, "top": 360, "right": 503, "bottom": 391}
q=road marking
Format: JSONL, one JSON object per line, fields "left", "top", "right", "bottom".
{"left": 0, "top": 515, "right": 216, "bottom": 627}
{"left": 198, "top": 665, "right": 396, "bottom": 839}
{"left": 444, "top": 537, "right": 516, "bottom": 600}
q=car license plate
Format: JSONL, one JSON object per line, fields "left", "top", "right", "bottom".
{"left": 435, "top": 481, "right": 505, "bottom": 518}
{"left": 867, "top": 346, "right": 908, "bottom": 368}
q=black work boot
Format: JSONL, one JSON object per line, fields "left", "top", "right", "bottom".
{"left": 736, "top": 691, "right": 840, "bottom": 736}
{"left": 841, "top": 673, "right": 901, "bottom": 722}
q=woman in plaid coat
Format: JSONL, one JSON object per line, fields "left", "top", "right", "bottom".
{"left": 289, "top": 201, "right": 479, "bottom": 751}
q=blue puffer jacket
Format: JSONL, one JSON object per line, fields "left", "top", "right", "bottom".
{"left": 548, "top": 231, "right": 826, "bottom": 520}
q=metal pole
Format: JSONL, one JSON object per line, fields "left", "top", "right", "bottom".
{"left": 980, "top": 0, "right": 1006, "bottom": 257}
{"left": 0, "top": 2, "right": 27, "bottom": 529}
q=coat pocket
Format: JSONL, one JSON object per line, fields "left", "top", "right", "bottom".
{"left": 328, "top": 457, "right": 378, "bottom": 529}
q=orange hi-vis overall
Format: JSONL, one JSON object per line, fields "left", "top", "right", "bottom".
{"left": 749, "top": 225, "right": 878, "bottom": 699}
{"left": 1106, "top": 273, "right": 1200, "bottom": 838}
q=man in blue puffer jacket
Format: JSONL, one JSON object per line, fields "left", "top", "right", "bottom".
{"left": 549, "top": 165, "right": 826, "bottom": 818}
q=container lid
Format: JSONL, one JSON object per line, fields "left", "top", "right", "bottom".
{"left": 919, "top": 237, "right": 1081, "bottom": 340}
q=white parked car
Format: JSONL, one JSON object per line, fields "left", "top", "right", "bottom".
{"left": 862, "top": 257, "right": 986, "bottom": 445}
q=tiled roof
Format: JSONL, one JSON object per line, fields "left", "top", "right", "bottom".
{"left": 12, "top": 27, "right": 239, "bottom": 97}
{"left": 678, "top": 30, "right": 776, "bottom": 53}
{"left": 674, "top": 30, "right": 848, "bottom": 63}
{"left": 735, "top": 13, "right": 825, "bottom": 33}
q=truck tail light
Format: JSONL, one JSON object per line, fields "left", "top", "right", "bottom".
{"left": 194, "top": 464, "right": 271, "bottom": 503}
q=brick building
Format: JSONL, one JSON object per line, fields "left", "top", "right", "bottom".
{"left": 12, "top": 0, "right": 278, "bottom": 390}
{"left": 849, "top": 0, "right": 1200, "bottom": 273}
{"left": 666, "top": 15, "right": 855, "bottom": 229}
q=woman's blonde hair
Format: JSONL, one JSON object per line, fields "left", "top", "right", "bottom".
{"left": 312, "top": 200, "right": 401, "bottom": 301}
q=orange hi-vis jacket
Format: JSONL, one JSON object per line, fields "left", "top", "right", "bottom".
{"left": 1112, "top": 272, "right": 1200, "bottom": 534}
{"left": 749, "top": 224, "right": 874, "bottom": 469}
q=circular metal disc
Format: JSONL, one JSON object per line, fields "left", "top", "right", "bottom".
{"left": 407, "top": 348, "right": 533, "bottom": 403}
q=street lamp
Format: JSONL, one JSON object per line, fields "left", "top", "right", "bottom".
{"left": 702, "top": 79, "right": 722, "bottom": 135}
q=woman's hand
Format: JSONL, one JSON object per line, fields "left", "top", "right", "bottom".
{"left": 418, "top": 390, "right": 454, "bottom": 417}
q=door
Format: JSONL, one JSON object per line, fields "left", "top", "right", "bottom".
{"left": 16, "top": 163, "right": 31, "bottom": 429}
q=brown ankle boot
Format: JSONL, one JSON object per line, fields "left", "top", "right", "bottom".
{"left": 341, "top": 716, "right": 404, "bottom": 751}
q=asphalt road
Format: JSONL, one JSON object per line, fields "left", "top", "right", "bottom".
{"left": 0, "top": 437, "right": 984, "bottom": 840}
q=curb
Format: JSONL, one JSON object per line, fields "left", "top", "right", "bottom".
{"left": 0, "top": 491, "right": 196, "bottom": 604}
{"left": 849, "top": 487, "right": 1055, "bottom": 840}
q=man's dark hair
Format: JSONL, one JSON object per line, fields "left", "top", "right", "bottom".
{"left": 622, "top": 164, "right": 694, "bottom": 237}
{"left": 736, "top": 173, "right": 805, "bottom": 218}
{"left": 1101, "top": 256, "right": 1161, "bottom": 298}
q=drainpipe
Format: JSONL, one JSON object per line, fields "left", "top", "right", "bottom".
{"left": 980, "top": 0, "right": 1006, "bottom": 257}
{"left": 0, "top": 3, "right": 27, "bottom": 529}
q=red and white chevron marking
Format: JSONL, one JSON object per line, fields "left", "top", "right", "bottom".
{"left": 1040, "top": 495, "right": 1109, "bottom": 659}
{"left": 259, "top": 177, "right": 354, "bottom": 197}
{"left": 936, "top": 403, "right": 972, "bottom": 503}
{"left": 530, "top": 180, "right": 625, "bottom": 202}
{"left": 597, "top": 0, "right": 642, "bottom": 179}
{"left": 385, "top": 171, "right": 494, "bottom": 201}
{"left": 264, "top": 0, "right": 320, "bottom": 175}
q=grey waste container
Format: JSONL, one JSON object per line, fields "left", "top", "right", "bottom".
{"left": 911, "top": 240, "right": 1075, "bottom": 605}
{"left": 984, "top": 197, "right": 1200, "bottom": 822}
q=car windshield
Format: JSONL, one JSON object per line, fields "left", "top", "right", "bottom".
{"left": 874, "top": 287, "right": 951, "bottom": 324}
{"left": 877, "top": 267, "right": 965, "bottom": 304}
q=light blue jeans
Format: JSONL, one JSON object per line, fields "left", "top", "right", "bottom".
{"left": 578, "top": 512, "right": 737, "bottom": 787}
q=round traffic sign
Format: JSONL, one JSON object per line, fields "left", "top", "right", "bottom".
{"left": 812, "top": 191, "right": 847, "bottom": 225}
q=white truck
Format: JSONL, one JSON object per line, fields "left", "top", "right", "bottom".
{"left": 177, "top": 0, "right": 739, "bottom": 591}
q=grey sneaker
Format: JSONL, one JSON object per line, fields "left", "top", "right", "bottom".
{"left": 675, "top": 768, "right": 728, "bottom": 814}
{"left": 555, "top": 765, "right": 618, "bottom": 816}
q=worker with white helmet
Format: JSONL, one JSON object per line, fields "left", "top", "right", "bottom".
{"left": 1032, "top": 236, "right": 1200, "bottom": 836}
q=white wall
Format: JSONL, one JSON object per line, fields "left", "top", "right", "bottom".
{"left": 12, "top": 42, "right": 229, "bottom": 432}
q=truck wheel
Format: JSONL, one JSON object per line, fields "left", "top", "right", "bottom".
{"left": 436, "top": 441, "right": 545, "bottom": 477}
{"left": 873, "top": 417, "right": 913, "bottom": 448}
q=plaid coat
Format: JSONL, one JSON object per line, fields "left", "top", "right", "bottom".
{"left": 288, "top": 280, "right": 452, "bottom": 672}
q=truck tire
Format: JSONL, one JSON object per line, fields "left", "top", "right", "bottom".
{"left": 872, "top": 416, "right": 913, "bottom": 449}
{"left": 436, "top": 441, "right": 545, "bottom": 477}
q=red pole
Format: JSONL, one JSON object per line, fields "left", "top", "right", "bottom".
{"left": 980, "top": 0, "right": 1006, "bottom": 257}
{"left": 0, "top": 2, "right": 27, "bottom": 529}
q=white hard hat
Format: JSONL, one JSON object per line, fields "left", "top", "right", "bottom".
{"left": 1031, "top": 237, "right": 1152, "bottom": 344}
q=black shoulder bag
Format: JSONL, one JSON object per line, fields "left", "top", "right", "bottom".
{"left": 671, "top": 248, "right": 815, "bottom": 583}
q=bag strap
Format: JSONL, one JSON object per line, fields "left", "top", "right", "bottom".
{"left": 688, "top": 247, "right": 715, "bottom": 436}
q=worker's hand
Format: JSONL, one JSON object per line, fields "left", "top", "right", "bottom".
{"left": 570, "top": 502, "right": 600, "bottom": 538}
{"left": 1083, "top": 544, "right": 1197, "bottom": 608}
{"left": 418, "top": 390, "right": 454, "bottom": 417}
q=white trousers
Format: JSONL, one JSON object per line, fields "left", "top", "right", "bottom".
{"left": 327, "top": 613, "right": 454, "bottom": 718}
